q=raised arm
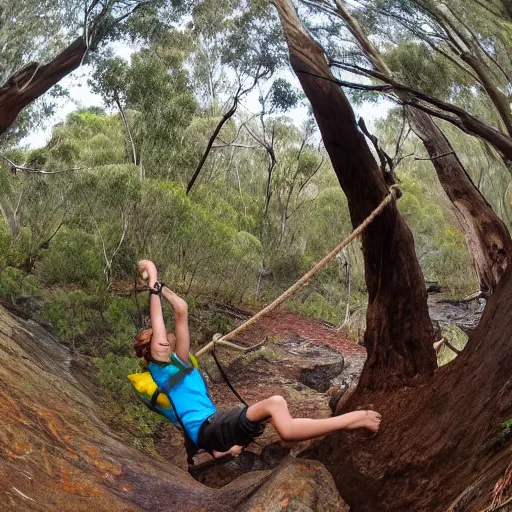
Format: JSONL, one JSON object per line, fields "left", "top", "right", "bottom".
{"left": 162, "top": 286, "right": 190, "bottom": 363}
{"left": 138, "top": 260, "right": 168, "bottom": 357}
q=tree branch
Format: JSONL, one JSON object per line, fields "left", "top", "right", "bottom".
{"left": 301, "top": 67, "right": 512, "bottom": 160}
{"left": 186, "top": 96, "right": 239, "bottom": 195}
{"left": 0, "top": 154, "right": 83, "bottom": 175}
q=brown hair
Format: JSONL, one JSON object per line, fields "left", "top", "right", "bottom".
{"left": 134, "top": 328, "right": 153, "bottom": 362}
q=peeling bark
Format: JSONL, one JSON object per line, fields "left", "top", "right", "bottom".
{"left": 0, "top": 37, "right": 86, "bottom": 137}
{"left": 271, "top": 0, "right": 437, "bottom": 391}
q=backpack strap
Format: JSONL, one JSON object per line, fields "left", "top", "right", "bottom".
{"left": 166, "top": 392, "right": 198, "bottom": 466}
{"left": 211, "top": 343, "right": 248, "bottom": 407}
{"left": 148, "top": 363, "right": 198, "bottom": 466}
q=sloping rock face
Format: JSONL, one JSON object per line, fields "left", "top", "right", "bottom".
{"left": 0, "top": 305, "right": 347, "bottom": 511}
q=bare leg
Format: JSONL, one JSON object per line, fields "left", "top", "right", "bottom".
{"left": 246, "top": 395, "right": 381, "bottom": 442}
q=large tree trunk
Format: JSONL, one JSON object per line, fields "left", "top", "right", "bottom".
{"left": 0, "top": 37, "right": 86, "bottom": 136}
{"left": 270, "top": 0, "right": 437, "bottom": 391}
{"left": 334, "top": 0, "right": 512, "bottom": 297}
{"left": 271, "top": 3, "right": 512, "bottom": 510}
{"left": 310, "top": 260, "right": 512, "bottom": 511}
{"left": 408, "top": 108, "right": 512, "bottom": 297}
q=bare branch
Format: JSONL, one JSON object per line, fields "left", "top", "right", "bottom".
{"left": 415, "top": 151, "right": 456, "bottom": 161}
{"left": 186, "top": 97, "right": 239, "bottom": 195}
{"left": 212, "top": 143, "right": 259, "bottom": 149}
{"left": 297, "top": 68, "right": 512, "bottom": 160}
{"left": 0, "top": 154, "right": 84, "bottom": 175}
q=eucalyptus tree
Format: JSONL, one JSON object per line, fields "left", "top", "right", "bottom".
{"left": 270, "top": 1, "right": 512, "bottom": 511}
{"left": 0, "top": 0, "right": 78, "bottom": 144}
{"left": 300, "top": 0, "right": 512, "bottom": 297}
{"left": 90, "top": 48, "right": 198, "bottom": 181}
{"left": 0, "top": 0, "right": 191, "bottom": 139}
{"left": 313, "top": 0, "right": 512, "bottom": 161}
{"left": 185, "top": 0, "right": 287, "bottom": 194}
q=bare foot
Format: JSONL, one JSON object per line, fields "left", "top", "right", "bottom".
{"left": 346, "top": 410, "right": 382, "bottom": 433}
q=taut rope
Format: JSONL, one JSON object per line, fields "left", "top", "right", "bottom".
{"left": 195, "top": 185, "right": 399, "bottom": 358}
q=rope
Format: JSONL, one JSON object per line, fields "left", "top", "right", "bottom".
{"left": 211, "top": 344, "right": 248, "bottom": 406}
{"left": 195, "top": 185, "right": 399, "bottom": 358}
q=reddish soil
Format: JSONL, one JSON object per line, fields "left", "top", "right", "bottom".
{"left": 234, "top": 312, "right": 365, "bottom": 357}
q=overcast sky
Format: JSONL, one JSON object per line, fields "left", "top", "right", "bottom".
{"left": 22, "top": 42, "right": 392, "bottom": 149}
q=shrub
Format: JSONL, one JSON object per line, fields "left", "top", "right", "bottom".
{"left": 101, "top": 296, "right": 140, "bottom": 357}
{"left": 0, "top": 267, "right": 40, "bottom": 302}
{"left": 41, "top": 228, "right": 103, "bottom": 285}
{"left": 0, "top": 219, "right": 11, "bottom": 270}
{"left": 93, "top": 353, "right": 167, "bottom": 441}
{"left": 41, "top": 290, "right": 103, "bottom": 346}
{"left": 288, "top": 291, "right": 339, "bottom": 324}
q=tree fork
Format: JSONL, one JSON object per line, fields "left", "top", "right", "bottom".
{"left": 309, "top": 257, "right": 512, "bottom": 511}
{"left": 270, "top": 0, "right": 437, "bottom": 390}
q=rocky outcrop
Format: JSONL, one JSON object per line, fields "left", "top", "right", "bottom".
{"left": 239, "top": 457, "right": 350, "bottom": 512}
{"left": 280, "top": 337, "right": 345, "bottom": 393}
{"left": 0, "top": 305, "right": 347, "bottom": 511}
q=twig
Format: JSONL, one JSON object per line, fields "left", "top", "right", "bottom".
{"left": 12, "top": 487, "right": 35, "bottom": 502}
{"left": 0, "top": 154, "right": 83, "bottom": 175}
{"left": 484, "top": 495, "right": 512, "bottom": 512}
{"left": 415, "top": 151, "right": 456, "bottom": 161}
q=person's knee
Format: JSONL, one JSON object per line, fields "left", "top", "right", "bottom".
{"left": 267, "top": 395, "right": 287, "bottom": 409}
{"left": 276, "top": 424, "right": 294, "bottom": 441}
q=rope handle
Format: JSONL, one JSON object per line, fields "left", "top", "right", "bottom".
{"left": 195, "top": 185, "right": 399, "bottom": 357}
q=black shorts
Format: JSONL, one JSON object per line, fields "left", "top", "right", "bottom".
{"left": 197, "top": 405, "right": 265, "bottom": 454}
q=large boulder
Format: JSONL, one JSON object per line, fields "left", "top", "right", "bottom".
{"left": 239, "top": 457, "right": 349, "bottom": 512}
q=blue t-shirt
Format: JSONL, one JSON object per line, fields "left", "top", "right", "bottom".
{"left": 148, "top": 354, "right": 216, "bottom": 444}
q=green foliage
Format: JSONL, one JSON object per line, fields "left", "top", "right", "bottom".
{"left": 93, "top": 353, "right": 167, "bottom": 441}
{"left": 0, "top": 267, "right": 40, "bottom": 302}
{"left": 498, "top": 418, "right": 512, "bottom": 445}
{"left": 288, "top": 292, "right": 340, "bottom": 324}
{"left": 48, "top": 109, "right": 126, "bottom": 167}
{"left": 396, "top": 175, "right": 477, "bottom": 294}
{"left": 41, "top": 290, "right": 103, "bottom": 344}
{"left": 94, "top": 353, "right": 140, "bottom": 401}
{"left": 427, "top": 228, "right": 477, "bottom": 294}
{"left": 102, "top": 297, "right": 139, "bottom": 356}
{"left": 269, "top": 78, "right": 300, "bottom": 112}
{"left": 41, "top": 228, "right": 103, "bottom": 285}
{"left": 0, "top": 219, "right": 11, "bottom": 270}
{"left": 383, "top": 42, "right": 456, "bottom": 98}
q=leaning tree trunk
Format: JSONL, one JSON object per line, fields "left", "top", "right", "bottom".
{"left": 310, "top": 259, "right": 512, "bottom": 512}
{"left": 408, "top": 108, "right": 512, "bottom": 297}
{"left": 0, "top": 37, "right": 86, "bottom": 136}
{"left": 334, "top": 0, "right": 512, "bottom": 297}
{"left": 270, "top": 0, "right": 437, "bottom": 391}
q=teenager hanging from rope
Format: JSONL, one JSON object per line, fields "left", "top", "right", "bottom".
{"left": 134, "top": 259, "right": 382, "bottom": 462}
